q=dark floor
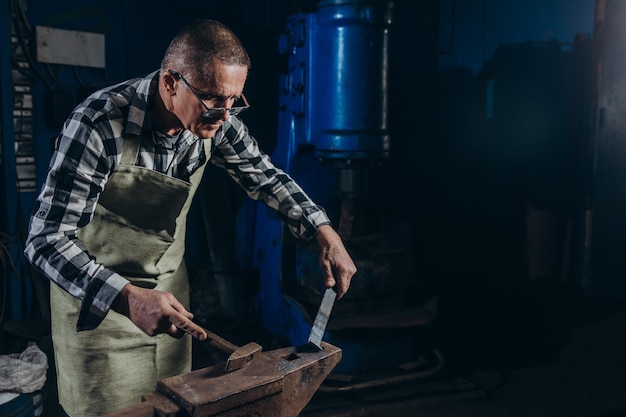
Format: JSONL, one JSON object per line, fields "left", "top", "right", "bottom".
{"left": 301, "top": 291, "right": 626, "bottom": 417}
{"left": 3, "top": 280, "right": 626, "bottom": 417}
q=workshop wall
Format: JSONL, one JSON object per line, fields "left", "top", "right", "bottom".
{"left": 1, "top": 0, "right": 611, "bottom": 341}
{"left": 416, "top": 0, "right": 596, "bottom": 296}
{"left": 0, "top": 0, "right": 295, "bottom": 326}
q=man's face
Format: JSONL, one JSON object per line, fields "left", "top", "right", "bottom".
{"left": 172, "top": 62, "right": 248, "bottom": 139}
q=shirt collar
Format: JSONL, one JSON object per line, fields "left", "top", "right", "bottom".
{"left": 125, "top": 70, "right": 160, "bottom": 138}
{"left": 126, "top": 70, "right": 203, "bottom": 148}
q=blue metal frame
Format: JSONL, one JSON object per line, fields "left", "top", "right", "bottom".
{"left": 251, "top": 0, "right": 393, "bottom": 346}
{"left": 1, "top": 0, "right": 26, "bottom": 321}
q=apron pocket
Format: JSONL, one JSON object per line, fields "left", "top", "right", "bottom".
{"left": 78, "top": 204, "right": 174, "bottom": 277}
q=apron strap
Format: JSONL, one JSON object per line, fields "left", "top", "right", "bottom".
{"left": 119, "top": 134, "right": 142, "bottom": 166}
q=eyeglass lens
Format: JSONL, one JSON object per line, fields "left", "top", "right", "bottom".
{"left": 168, "top": 69, "right": 249, "bottom": 119}
{"left": 203, "top": 105, "right": 247, "bottom": 119}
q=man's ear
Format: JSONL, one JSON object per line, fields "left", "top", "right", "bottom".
{"left": 162, "top": 71, "right": 177, "bottom": 95}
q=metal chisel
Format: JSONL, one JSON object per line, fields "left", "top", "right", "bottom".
{"left": 307, "top": 287, "right": 337, "bottom": 351}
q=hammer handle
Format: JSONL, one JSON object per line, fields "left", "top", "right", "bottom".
{"left": 203, "top": 328, "right": 240, "bottom": 354}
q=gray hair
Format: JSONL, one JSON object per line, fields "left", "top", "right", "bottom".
{"left": 161, "top": 19, "right": 251, "bottom": 84}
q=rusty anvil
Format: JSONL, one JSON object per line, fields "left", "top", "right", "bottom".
{"left": 102, "top": 328, "right": 342, "bottom": 417}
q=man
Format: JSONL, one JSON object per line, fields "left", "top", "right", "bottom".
{"left": 24, "top": 19, "right": 356, "bottom": 417}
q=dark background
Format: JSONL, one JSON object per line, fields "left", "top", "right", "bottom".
{"left": 4, "top": 0, "right": 626, "bottom": 416}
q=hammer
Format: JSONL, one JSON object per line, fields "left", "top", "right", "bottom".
{"left": 201, "top": 327, "right": 262, "bottom": 371}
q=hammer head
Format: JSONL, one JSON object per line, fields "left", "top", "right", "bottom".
{"left": 225, "top": 342, "right": 263, "bottom": 371}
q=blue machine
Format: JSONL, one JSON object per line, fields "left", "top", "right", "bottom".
{"left": 281, "top": 0, "right": 392, "bottom": 163}
{"left": 250, "top": 0, "right": 417, "bottom": 374}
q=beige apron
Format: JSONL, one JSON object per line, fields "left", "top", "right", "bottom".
{"left": 50, "top": 134, "right": 211, "bottom": 417}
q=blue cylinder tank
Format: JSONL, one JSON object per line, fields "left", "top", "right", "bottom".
{"left": 312, "top": 0, "right": 393, "bottom": 161}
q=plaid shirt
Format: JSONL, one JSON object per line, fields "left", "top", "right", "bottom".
{"left": 24, "top": 70, "right": 330, "bottom": 331}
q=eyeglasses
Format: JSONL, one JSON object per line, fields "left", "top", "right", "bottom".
{"left": 168, "top": 69, "right": 250, "bottom": 118}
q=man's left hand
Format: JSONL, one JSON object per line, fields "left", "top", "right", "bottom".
{"left": 315, "top": 224, "right": 357, "bottom": 299}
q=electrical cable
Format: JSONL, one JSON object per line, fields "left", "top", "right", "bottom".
{"left": 43, "top": 64, "right": 80, "bottom": 91}
{"left": 10, "top": 0, "right": 114, "bottom": 92}
{"left": 10, "top": 0, "right": 54, "bottom": 91}
{"left": 317, "top": 346, "right": 446, "bottom": 393}
{"left": 14, "top": 0, "right": 32, "bottom": 33}
{"left": 72, "top": 66, "right": 86, "bottom": 87}
{"left": 10, "top": 45, "right": 37, "bottom": 84}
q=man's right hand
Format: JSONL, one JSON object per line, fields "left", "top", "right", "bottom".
{"left": 112, "top": 283, "right": 208, "bottom": 341}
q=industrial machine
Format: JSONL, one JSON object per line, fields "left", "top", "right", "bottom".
{"left": 248, "top": 0, "right": 440, "bottom": 380}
